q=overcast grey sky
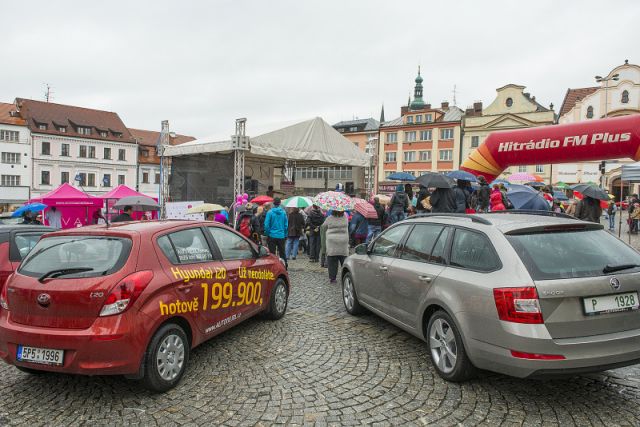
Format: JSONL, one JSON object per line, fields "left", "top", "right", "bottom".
{"left": 2, "top": 0, "right": 639, "bottom": 139}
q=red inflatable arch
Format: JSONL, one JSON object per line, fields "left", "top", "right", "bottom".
{"left": 461, "top": 115, "right": 640, "bottom": 182}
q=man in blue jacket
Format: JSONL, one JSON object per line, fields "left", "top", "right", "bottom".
{"left": 264, "top": 197, "right": 288, "bottom": 268}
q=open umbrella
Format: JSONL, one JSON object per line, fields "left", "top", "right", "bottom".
{"left": 553, "top": 191, "right": 569, "bottom": 201}
{"left": 250, "top": 195, "right": 274, "bottom": 205}
{"left": 525, "top": 181, "right": 545, "bottom": 189}
{"left": 187, "top": 203, "right": 226, "bottom": 214}
{"left": 507, "top": 172, "right": 537, "bottom": 183}
{"left": 490, "top": 178, "right": 510, "bottom": 187}
{"left": 113, "top": 196, "right": 160, "bottom": 211}
{"left": 555, "top": 181, "right": 570, "bottom": 189}
{"left": 313, "top": 191, "right": 354, "bottom": 212}
{"left": 11, "top": 203, "right": 48, "bottom": 218}
{"left": 387, "top": 172, "right": 416, "bottom": 181}
{"left": 372, "top": 194, "right": 391, "bottom": 205}
{"left": 353, "top": 199, "right": 377, "bottom": 219}
{"left": 446, "top": 170, "right": 477, "bottom": 182}
{"left": 283, "top": 196, "right": 313, "bottom": 208}
{"left": 415, "top": 172, "right": 456, "bottom": 189}
{"left": 531, "top": 174, "right": 544, "bottom": 182}
{"left": 507, "top": 184, "right": 550, "bottom": 210}
{"left": 570, "top": 184, "right": 609, "bottom": 201}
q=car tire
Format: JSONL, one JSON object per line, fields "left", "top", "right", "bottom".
{"left": 342, "top": 271, "right": 363, "bottom": 315}
{"left": 266, "top": 278, "right": 288, "bottom": 320}
{"left": 426, "top": 310, "right": 476, "bottom": 382}
{"left": 141, "top": 323, "right": 190, "bottom": 393}
{"left": 16, "top": 366, "right": 47, "bottom": 375}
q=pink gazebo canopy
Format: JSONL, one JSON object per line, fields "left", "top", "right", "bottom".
{"left": 99, "top": 184, "right": 153, "bottom": 200}
{"left": 30, "top": 183, "right": 103, "bottom": 207}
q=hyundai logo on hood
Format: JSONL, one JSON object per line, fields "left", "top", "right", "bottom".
{"left": 37, "top": 293, "right": 51, "bottom": 307}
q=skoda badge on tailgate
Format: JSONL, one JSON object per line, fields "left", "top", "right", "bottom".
{"left": 610, "top": 277, "right": 621, "bottom": 290}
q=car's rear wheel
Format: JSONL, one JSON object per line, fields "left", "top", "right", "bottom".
{"left": 427, "top": 310, "right": 475, "bottom": 382}
{"left": 266, "top": 278, "right": 288, "bottom": 320}
{"left": 141, "top": 323, "right": 189, "bottom": 392}
{"left": 342, "top": 271, "right": 363, "bottom": 315}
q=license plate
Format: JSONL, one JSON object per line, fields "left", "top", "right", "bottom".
{"left": 17, "top": 345, "right": 64, "bottom": 366}
{"left": 583, "top": 292, "right": 639, "bottom": 315}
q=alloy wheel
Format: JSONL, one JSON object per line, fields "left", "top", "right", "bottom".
{"left": 274, "top": 282, "right": 287, "bottom": 315}
{"left": 156, "top": 334, "right": 185, "bottom": 381}
{"left": 429, "top": 318, "right": 458, "bottom": 374}
{"left": 343, "top": 275, "right": 354, "bottom": 310}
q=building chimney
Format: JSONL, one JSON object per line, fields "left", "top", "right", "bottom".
{"left": 441, "top": 101, "right": 449, "bottom": 109}
{"left": 401, "top": 106, "right": 408, "bottom": 115}
{"left": 425, "top": 103, "right": 431, "bottom": 109}
{"left": 473, "top": 102, "right": 482, "bottom": 113}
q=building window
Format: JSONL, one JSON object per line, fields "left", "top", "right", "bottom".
{"left": 404, "top": 131, "right": 417, "bottom": 142}
{"left": 77, "top": 126, "right": 91, "bottom": 135}
{"left": 88, "top": 146, "right": 96, "bottom": 158}
{"left": 118, "top": 174, "right": 125, "bottom": 185}
{"left": 142, "top": 172, "right": 149, "bottom": 184}
{"left": 41, "top": 170, "right": 50, "bottom": 185}
{"left": 100, "top": 131, "right": 108, "bottom": 137}
{"left": 1, "top": 175, "right": 20, "bottom": 186}
{"left": 506, "top": 98, "right": 513, "bottom": 107}
{"left": 79, "top": 145, "right": 87, "bottom": 158}
{"left": 385, "top": 152, "right": 397, "bottom": 162}
{"left": 87, "top": 173, "right": 96, "bottom": 187}
{"left": 439, "top": 150, "right": 453, "bottom": 161}
{"left": 622, "top": 90, "right": 629, "bottom": 104}
{"left": 61, "top": 143, "right": 70, "bottom": 156}
{"left": 77, "top": 173, "right": 87, "bottom": 186}
{"left": 57, "top": 126, "right": 66, "bottom": 133}
{"left": 386, "top": 133, "right": 398, "bottom": 143}
{"left": 104, "top": 147, "right": 112, "bottom": 159}
{"left": 141, "top": 149, "right": 149, "bottom": 158}
{"left": 440, "top": 129, "right": 454, "bottom": 140}
{"left": 419, "top": 151, "right": 431, "bottom": 161}
{"left": 518, "top": 165, "right": 528, "bottom": 173}
{"left": 425, "top": 114, "right": 433, "bottom": 122}
{"left": 61, "top": 171, "right": 69, "bottom": 184}
{"left": 118, "top": 149, "right": 126, "bottom": 161}
{"left": 1, "top": 152, "right": 20, "bottom": 164}
{"left": 155, "top": 173, "right": 160, "bottom": 184}
{"left": 407, "top": 116, "right": 414, "bottom": 124}
{"left": 38, "top": 124, "right": 47, "bottom": 130}
{"left": 113, "top": 132, "right": 123, "bottom": 138}
{"left": 41, "top": 141, "right": 50, "bottom": 155}
{"left": 471, "top": 136, "right": 480, "bottom": 147}
{"left": 404, "top": 151, "right": 416, "bottom": 162}
{"left": 0, "top": 130, "right": 20, "bottom": 141}
{"left": 103, "top": 174, "right": 111, "bottom": 187}
{"left": 415, "top": 115, "right": 423, "bottom": 123}
{"left": 349, "top": 126, "right": 358, "bottom": 132}
{"left": 586, "top": 106, "right": 594, "bottom": 119}
{"left": 535, "top": 165, "right": 544, "bottom": 173}
{"left": 420, "top": 130, "right": 432, "bottom": 141}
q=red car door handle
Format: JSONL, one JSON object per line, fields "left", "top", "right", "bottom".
{"left": 177, "top": 284, "right": 193, "bottom": 292}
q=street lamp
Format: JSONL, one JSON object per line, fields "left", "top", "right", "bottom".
{"left": 594, "top": 73, "right": 619, "bottom": 191}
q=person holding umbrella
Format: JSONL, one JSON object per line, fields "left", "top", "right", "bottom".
{"left": 112, "top": 206, "right": 133, "bottom": 222}
{"left": 264, "top": 198, "right": 288, "bottom": 268}
{"left": 389, "top": 184, "right": 410, "bottom": 224}
{"left": 415, "top": 185, "right": 430, "bottom": 213}
{"left": 325, "top": 209, "right": 349, "bottom": 284}
{"left": 414, "top": 172, "right": 457, "bottom": 213}
{"left": 575, "top": 197, "right": 602, "bottom": 223}
{"left": 286, "top": 207, "right": 305, "bottom": 260}
{"left": 475, "top": 176, "right": 491, "bottom": 213}
{"left": 306, "top": 203, "right": 325, "bottom": 263}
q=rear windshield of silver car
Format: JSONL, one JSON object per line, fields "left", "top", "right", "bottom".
{"left": 18, "top": 236, "right": 132, "bottom": 279}
{"left": 507, "top": 229, "right": 640, "bottom": 280}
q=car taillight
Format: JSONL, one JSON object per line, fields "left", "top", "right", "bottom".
{"left": 510, "top": 350, "right": 565, "bottom": 360}
{"left": 493, "top": 287, "right": 543, "bottom": 324}
{"left": 99, "top": 270, "right": 154, "bottom": 317}
{"left": 0, "top": 275, "right": 11, "bottom": 311}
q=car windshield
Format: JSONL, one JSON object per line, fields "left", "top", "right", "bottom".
{"left": 19, "top": 236, "right": 131, "bottom": 279}
{"left": 507, "top": 229, "right": 640, "bottom": 280}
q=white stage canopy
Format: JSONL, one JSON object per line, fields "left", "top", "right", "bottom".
{"left": 621, "top": 162, "right": 640, "bottom": 182}
{"left": 163, "top": 117, "right": 371, "bottom": 167}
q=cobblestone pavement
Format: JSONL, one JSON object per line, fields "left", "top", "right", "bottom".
{"left": 1, "top": 259, "right": 640, "bottom": 426}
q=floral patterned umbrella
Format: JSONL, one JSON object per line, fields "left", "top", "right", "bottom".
{"left": 313, "top": 191, "right": 354, "bottom": 212}
{"left": 507, "top": 172, "right": 537, "bottom": 183}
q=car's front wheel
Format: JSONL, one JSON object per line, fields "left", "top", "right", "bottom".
{"left": 266, "top": 278, "right": 288, "bottom": 320}
{"left": 141, "top": 323, "right": 189, "bottom": 392}
{"left": 342, "top": 271, "right": 363, "bottom": 315}
{"left": 427, "top": 310, "right": 475, "bottom": 382}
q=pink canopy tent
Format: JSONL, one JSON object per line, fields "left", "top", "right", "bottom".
{"left": 99, "top": 185, "right": 158, "bottom": 220}
{"left": 30, "top": 183, "right": 103, "bottom": 229}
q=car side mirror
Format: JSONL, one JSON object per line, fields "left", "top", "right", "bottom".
{"left": 258, "top": 245, "right": 270, "bottom": 257}
{"left": 355, "top": 244, "right": 368, "bottom": 256}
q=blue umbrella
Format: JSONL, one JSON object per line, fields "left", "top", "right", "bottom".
{"left": 490, "top": 179, "right": 510, "bottom": 187}
{"left": 553, "top": 191, "right": 569, "bottom": 201}
{"left": 446, "top": 170, "right": 477, "bottom": 182}
{"left": 525, "top": 181, "right": 545, "bottom": 188}
{"left": 11, "top": 202, "right": 48, "bottom": 218}
{"left": 387, "top": 172, "right": 416, "bottom": 181}
{"left": 507, "top": 184, "right": 550, "bottom": 211}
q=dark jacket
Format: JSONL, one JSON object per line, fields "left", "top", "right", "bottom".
{"left": 235, "top": 211, "right": 255, "bottom": 233}
{"left": 390, "top": 191, "right": 409, "bottom": 214}
{"left": 307, "top": 207, "right": 325, "bottom": 234}
{"left": 368, "top": 202, "right": 385, "bottom": 226}
{"left": 416, "top": 187, "right": 430, "bottom": 212}
{"left": 112, "top": 212, "right": 133, "bottom": 223}
{"left": 477, "top": 184, "right": 491, "bottom": 210}
{"left": 287, "top": 210, "right": 305, "bottom": 237}
{"left": 453, "top": 186, "right": 469, "bottom": 213}
{"left": 575, "top": 197, "right": 603, "bottom": 223}
{"left": 349, "top": 212, "right": 368, "bottom": 237}
{"left": 430, "top": 188, "right": 457, "bottom": 213}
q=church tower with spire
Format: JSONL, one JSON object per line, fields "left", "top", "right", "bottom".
{"left": 409, "top": 67, "right": 425, "bottom": 110}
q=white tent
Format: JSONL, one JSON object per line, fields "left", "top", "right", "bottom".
{"left": 163, "top": 117, "right": 371, "bottom": 167}
{"left": 621, "top": 162, "right": 640, "bottom": 182}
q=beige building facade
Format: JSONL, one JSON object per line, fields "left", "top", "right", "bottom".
{"left": 462, "top": 84, "right": 555, "bottom": 182}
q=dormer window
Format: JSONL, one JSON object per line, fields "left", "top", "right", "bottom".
{"left": 407, "top": 116, "right": 414, "bottom": 124}
{"left": 622, "top": 90, "right": 629, "bottom": 104}
{"left": 77, "top": 126, "right": 92, "bottom": 135}
{"left": 100, "top": 131, "right": 108, "bottom": 137}
{"left": 38, "top": 123, "right": 47, "bottom": 130}
{"left": 57, "top": 126, "right": 66, "bottom": 133}
{"left": 506, "top": 97, "right": 513, "bottom": 107}
{"left": 113, "top": 131, "right": 123, "bottom": 138}
{"left": 586, "top": 106, "right": 594, "bottom": 119}
{"left": 415, "top": 115, "right": 423, "bottom": 123}
{"left": 425, "top": 114, "right": 433, "bottom": 122}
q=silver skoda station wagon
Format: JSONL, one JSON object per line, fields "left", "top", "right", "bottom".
{"left": 341, "top": 212, "right": 640, "bottom": 381}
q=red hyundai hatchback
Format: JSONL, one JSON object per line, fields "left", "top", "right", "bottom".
{"left": 0, "top": 220, "right": 289, "bottom": 391}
